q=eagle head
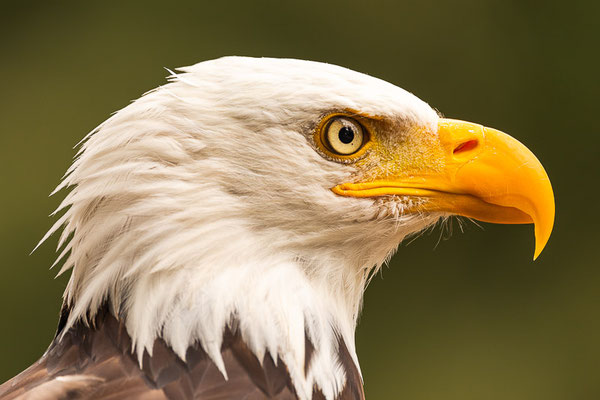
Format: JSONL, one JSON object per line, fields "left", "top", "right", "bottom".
{"left": 43, "top": 56, "right": 554, "bottom": 399}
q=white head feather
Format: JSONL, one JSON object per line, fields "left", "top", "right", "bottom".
{"left": 43, "top": 57, "right": 441, "bottom": 399}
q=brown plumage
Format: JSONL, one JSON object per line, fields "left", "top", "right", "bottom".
{"left": 0, "top": 307, "right": 364, "bottom": 400}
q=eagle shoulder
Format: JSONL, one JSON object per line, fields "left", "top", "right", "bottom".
{"left": 0, "top": 307, "right": 364, "bottom": 400}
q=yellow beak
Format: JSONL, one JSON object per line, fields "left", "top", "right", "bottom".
{"left": 332, "top": 118, "right": 555, "bottom": 260}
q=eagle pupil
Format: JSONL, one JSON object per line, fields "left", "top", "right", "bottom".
{"left": 338, "top": 126, "right": 354, "bottom": 144}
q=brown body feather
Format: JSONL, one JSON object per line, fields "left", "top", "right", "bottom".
{"left": 0, "top": 307, "right": 364, "bottom": 400}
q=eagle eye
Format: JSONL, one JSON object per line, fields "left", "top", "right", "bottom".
{"left": 324, "top": 117, "right": 364, "bottom": 155}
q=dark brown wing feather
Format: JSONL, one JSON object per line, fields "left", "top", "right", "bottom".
{"left": 0, "top": 307, "right": 364, "bottom": 400}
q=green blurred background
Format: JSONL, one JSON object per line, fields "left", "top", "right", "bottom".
{"left": 1, "top": 1, "right": 598, "bottom": 399}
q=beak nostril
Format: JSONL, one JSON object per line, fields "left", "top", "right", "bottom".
{"left": 453, "top": 139, "right": 478, "bottom": 154}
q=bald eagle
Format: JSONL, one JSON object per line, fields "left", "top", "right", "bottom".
{"left": 0, "top": 57, "right": 553, "bottom": 400}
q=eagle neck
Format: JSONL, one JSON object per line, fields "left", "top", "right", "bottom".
{"left": 118, "top": 251, "right": 365, "bottom": 400}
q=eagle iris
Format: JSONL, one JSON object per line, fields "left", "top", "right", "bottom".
{"left": 325, "top": 117, "right": 364, "bottom": 155}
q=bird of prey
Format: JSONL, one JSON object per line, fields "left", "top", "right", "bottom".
{"left": 0, "top": 57, "right": 554, "bottom": 400}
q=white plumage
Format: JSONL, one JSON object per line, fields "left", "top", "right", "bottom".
{"left": 40, "top": 57, "right": 441, "bottom": 398}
